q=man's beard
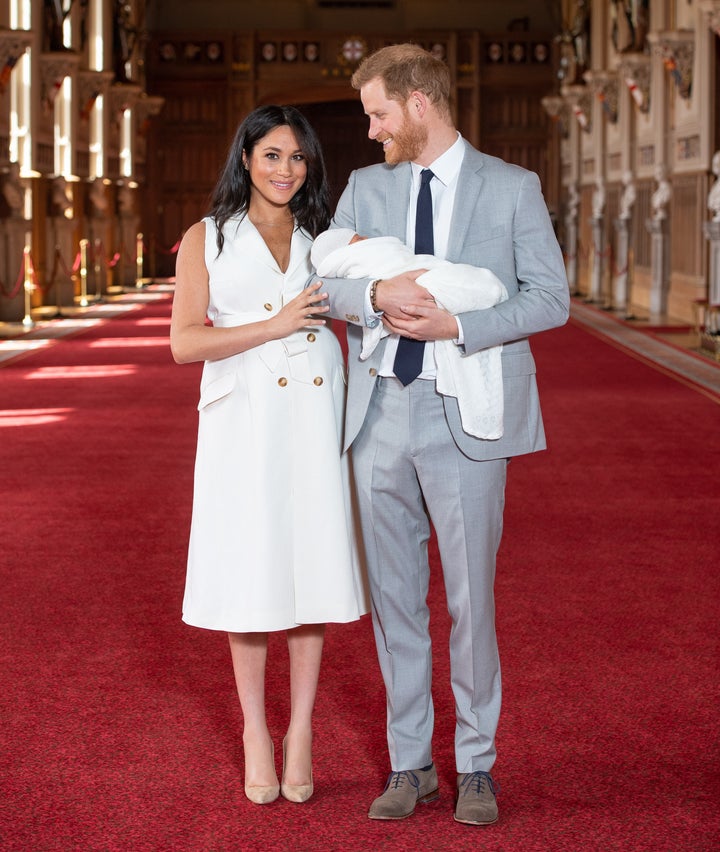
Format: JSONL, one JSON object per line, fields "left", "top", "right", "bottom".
{"left": 383, "top": 109, "right": 428, "bottom": 164}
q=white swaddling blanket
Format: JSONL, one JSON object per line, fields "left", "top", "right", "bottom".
{"left": 312, "top": 232, "right": 508, "bottom": 440}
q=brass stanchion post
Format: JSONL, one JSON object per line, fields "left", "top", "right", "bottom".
{"left": 625, "top": 247, "right": 636, "bottom": 320}
{"left": 150, "top": 233, "right": 157, "bottom": 280}
{"left": 22, "top": 246, "right": 35, "bottom": 329}
{"left": 79, "top": 238, "right": 89, "bottom": 306}
{"left": 94, "top": 237, "right": 103, "bottom": 301}
{"left": 135, "top": 232, "right": 144, "bottom": 288}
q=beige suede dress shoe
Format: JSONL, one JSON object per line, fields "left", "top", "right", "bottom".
{"left": 368, "top": 764, "right": 439, "bottom": 820}
{"left": 454, "top": 770, "right": 499, "bottom": 825}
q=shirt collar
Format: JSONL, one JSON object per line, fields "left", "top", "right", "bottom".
{"left": 411, "top": 132, "right": 464, "bottom": 187}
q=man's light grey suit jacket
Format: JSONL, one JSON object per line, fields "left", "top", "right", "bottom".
{"left": 320, "top": 141, "right": 570, "bottom": 460}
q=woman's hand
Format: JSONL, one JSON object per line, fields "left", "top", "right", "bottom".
{"left": 268, "top": 282, "right": 329, "bottom": 339}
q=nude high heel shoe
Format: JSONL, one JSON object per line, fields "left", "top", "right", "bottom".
{"left": 244, "top": 741, "right": 280, "bottom": 805}
{"left": 280, "top": 736, "right": 314, "bottom": 803}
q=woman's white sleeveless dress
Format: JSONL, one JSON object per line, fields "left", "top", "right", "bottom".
{"left": 182, "top": 216, "right": 368, "bottom": 631}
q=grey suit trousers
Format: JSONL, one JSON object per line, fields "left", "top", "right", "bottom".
{"left": 352, "top": 375, "right": 506, "bottom": 773}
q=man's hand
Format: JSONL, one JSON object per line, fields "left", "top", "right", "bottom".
{"left": 382, "top": 300, "right": 459, "bottom": 341}
{"left": 374, "top": 269, "right": 430, "bottom": 315}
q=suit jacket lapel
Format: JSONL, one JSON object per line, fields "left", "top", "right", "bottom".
{"left": 387, "top": 164, "right": 412, "bottom": 239}
{"left": 448, "top": 143, "right": 486, "bottom": 258}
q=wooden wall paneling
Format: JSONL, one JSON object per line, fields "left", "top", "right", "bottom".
{"left": 297, "top": 100, "right": 381, "bottom": 211}
{"left": 671, "top": 173, "right": 706, "bottom": 278}
{"left": 145, "top": 78, "right": 230, "bottom": 276}
{"left": 143, "top": 28, "right": 557, "bottom": 277}
{"left": 476, "top": 32, "right": 555, "bottom": 205}
{"left": 632, "top": 181, "right": 652, "bottom": 270}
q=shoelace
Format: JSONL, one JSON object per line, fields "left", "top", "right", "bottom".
{"left": 459, "top": 770, "right": 499, "bottom": 797}
{"left": 384, "top": 770, "right": 420, "bottom": 792}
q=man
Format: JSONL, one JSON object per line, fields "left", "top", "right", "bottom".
{"left": 315, "top": 44, "right": 569, "bottom": 826}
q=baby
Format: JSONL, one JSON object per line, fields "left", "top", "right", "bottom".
{"left": 311, "top": 228, "right": 508, "bottom": 440}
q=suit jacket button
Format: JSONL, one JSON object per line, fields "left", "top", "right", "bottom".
{"left": 369, "top": 368, "right": 377, "bottom": 377}
{"left": 313, "top": 376, "right": 323, "bottom": 386}
{"left": 307, "top": 332, "right": 316, "bottom": 342}
{"left": 278, "top": 377, "right": 288, "bottom": 387}
{"left": 264, "top": 303, "right": 273, "bottom": 311}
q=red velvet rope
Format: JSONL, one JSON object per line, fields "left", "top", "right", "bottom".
{"left": 0, "top": 258, "right": 26, "bottom": 300}
{"left": 93, "top": 240, "right": 122, "bottom": 269}
{"left": 153, "top": 236, "right": 182, "bottom": 255}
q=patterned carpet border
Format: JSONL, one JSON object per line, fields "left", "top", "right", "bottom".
{"left": 569, "top": 299, "right": 720, "bottom": 403}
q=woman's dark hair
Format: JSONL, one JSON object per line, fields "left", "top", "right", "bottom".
{"left": 208, "top": 105, "right": 331, "bottom": 254}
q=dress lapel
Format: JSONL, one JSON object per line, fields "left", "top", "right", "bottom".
{"left": 236, "top": 216, "right": 310, "bottom": 276}
{"left": 286, "top": 226, "right": 313, "bottom": 277}
{"left": 235, "top": 217, "right": 280, "bottom": 273}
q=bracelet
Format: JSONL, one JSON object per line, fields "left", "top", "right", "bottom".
{"left": 370, "top": 278, "right": 383, "bottom": 314}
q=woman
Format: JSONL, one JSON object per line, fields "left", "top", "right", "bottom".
{"left": 171, "top": 105, "right": 367, "bottom": 806}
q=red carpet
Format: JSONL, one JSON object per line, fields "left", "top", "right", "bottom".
{"left": 1, "top": 295, "right": 718, "bottom": 851}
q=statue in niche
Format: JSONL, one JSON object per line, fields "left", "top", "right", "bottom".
{"left": 557, "top": 0, "right": 591, "bottom": 83}
{"left": 1, "top": 162, "right": 25, "bottom": 218}
{"left": 113, "top": 1, "right": 138, "bottom": 84}
{"left": 50, "top": 176, "right": 73, "bottom": 218}
{"left": 88, "top": 178, "right": 108, "bottom": 217}
{"left": 619, "top": 171, "right": 636, "bottom": 221}
{"left": 708, "top": 150, "right": 720, "bottom": 223}
{"left": 633, "top": 0, "right": 650, "bottom": 53}
{"left": 651, "top": 164, "right": 672, "bottom": 221}
{"left": 117, "top": 183, "right": 134, "bottom": 217}
{"left": 592, "top": 177, "right": 606, "bottom": 220}
{"left": 611, "top": 0, "right": 650, "bottom": 54}
{"left": 571, "top": 0, "right": 591, "bottom": 76}
{"left": 567, "top": 183, "right": 579, "bottom": 222}
{"left": 43, "top": 0, "right": 75, "bottom": 52}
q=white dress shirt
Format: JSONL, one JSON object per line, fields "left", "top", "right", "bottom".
{"left": 375, "top": 133, "right": 465, "bottom": 379}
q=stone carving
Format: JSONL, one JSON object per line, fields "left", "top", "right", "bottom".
{"left": 708, "top": 150, "right": 720, "bottom": 223}
{"left": 651, "top": 164, "right": 672, "bottom": 221}
{"left": 51, "top": 175, "right": 73, "bottom": 217}
{"left": 592, "top": 177, "right": 606, "bottom": 220}
{"left": 619, "top": 170, "right": 636, "bottom": 221}
{"left": 1, "top": 161, "right": 24, "bottom": 218}
{"left": 88, "top": 178, "right": 108, "bottom": 216}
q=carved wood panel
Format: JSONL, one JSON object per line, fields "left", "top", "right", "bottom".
{"left": 144, "top": 29, "right": 556, "bottom": 275}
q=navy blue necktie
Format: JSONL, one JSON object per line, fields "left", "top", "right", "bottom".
{"left": 393, "top": 168, "right": 434, "bottom": 385}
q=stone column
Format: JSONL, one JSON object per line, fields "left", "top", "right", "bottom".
{"left": 565, "top": 215, "right": 579, "bottom": 294}
{"left": 116, "top": 182, "right": 141, "bottom": 289}
{"left": 46, "top": 178, "right": 78, "bottom": 311}
{"left": 613, "top": 217, "right": 631, "bottom": 315}
{"left": 646, "top": 218, "right": 670, "bottom": 316}
{"left": 0, "top": 219, "right": 30, "bottom": 323}
{"left": 589, "top": 216, "right": 605, "bottom": 303}
{"left": 703, "top": 220, "right": 720, "bottom": 330}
